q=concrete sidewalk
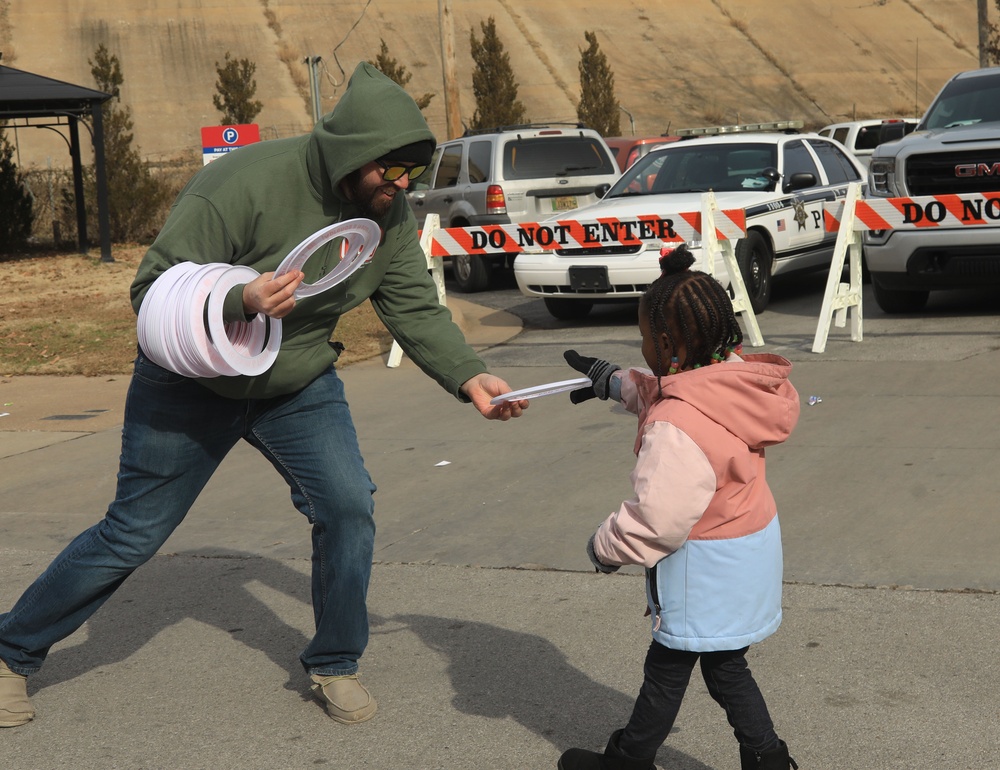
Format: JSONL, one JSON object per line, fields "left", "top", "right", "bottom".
{"left": 1, "top": 296, "right": 999, "bottom": 769}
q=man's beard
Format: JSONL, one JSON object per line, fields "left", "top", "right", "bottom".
{"left": 342, "top": 170, "right": 394, "bottom": 222}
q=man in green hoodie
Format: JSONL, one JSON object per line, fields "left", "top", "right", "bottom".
{"left": 0, "top": 62, "right": 527, "bottom": 729}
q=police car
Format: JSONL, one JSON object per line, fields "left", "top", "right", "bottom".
{"left": 513, "top": 122, "right": 867, "bottom": 318}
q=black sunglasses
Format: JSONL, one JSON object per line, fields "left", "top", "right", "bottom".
{"left": 375, "top": 159, "right": 428, "bottom": 182}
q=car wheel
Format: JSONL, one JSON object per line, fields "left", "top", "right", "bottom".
{"left": 871, "top": 275, "right": 929, "bottom": 313}
{"left": 734, "top": 231, "right": 773, "bottom": 313}
{"left": 544, "top": 297, "right": 593, "bottom": 320}
{"left": 451, "top": 254, "right": 493, "bottom": 292}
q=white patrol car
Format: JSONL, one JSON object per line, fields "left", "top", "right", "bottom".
{"left": 513, "top": 122, "right": 867, "bottom": 318}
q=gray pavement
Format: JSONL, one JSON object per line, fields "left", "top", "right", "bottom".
{"left": 1, "top": 289, "right": 999, "bottom": 769}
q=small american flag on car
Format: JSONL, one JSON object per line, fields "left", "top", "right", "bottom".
{"left": 777, "top": 219, "right": 786, "bottom": 232}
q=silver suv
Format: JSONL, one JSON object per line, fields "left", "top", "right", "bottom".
{"left": 406, "top": 124, "right": 620, "bottom": 291}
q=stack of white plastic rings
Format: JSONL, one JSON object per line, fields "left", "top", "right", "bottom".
{"left": 137, "top": 218, "right": 381, "bottom": 378}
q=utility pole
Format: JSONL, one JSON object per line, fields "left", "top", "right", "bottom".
{"left": 980, "top": 0, "right": 990, "bottom": 67}
{"left": 304, "top": 56, "right": 323, "bottom": 124}
{"left": 438, "top": 0, "right": 462, "bottom": 139}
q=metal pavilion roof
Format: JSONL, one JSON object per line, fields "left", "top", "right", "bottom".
{"left": 0, "top": 63, "right": 112, "bottom": 116}
{"left": 0, "top": 62, "right": 113, "bottom": 260}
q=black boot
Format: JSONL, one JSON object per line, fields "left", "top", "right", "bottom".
{"left": 558, "top": 729, "right": 657, "bottom": 770}
{"left": 739, "top": 739, "right": 799, "bottom": 770}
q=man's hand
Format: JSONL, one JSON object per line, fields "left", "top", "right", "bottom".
{"left": 460, "top": 373, "right": 529, "bottom": 421}
{"left": 242, "top": 270, "right": 304, "bottom": 319}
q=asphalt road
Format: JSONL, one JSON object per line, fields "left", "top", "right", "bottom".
{"left": 426, "top": 262, "right": 1000, "bottom": 593}
{"left": 3, "top": 259, "right": 999, "bottom": 768}
{"left": 446, "top": 263, "right": 1000, "bottom": 367}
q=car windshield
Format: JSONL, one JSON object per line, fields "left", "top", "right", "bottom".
{"left": 501, "top": 136, "right": 617, "bottom": 180}
{"left": 922, "top": 71, "right": 1000, "bottom": 130}
{"left": 606, "top": 142, "right": 779, "bottom": 197}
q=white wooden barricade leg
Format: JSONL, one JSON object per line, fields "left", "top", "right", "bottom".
{"left": 386, "top": 214, "right": 446, "bottom": 368}
{"left": 811, "top": 183, "right": 864, "bottom": 354}
{"left": 701, "top": 192, "right": 764, "bottom": 347}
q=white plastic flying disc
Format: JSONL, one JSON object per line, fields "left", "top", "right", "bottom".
{"left": 490, "top": 377, "right": 592, "bottom": 405}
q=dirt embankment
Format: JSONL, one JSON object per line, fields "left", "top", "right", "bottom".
{"left": 4, "top": 0, "right": 983, "bottom": 169}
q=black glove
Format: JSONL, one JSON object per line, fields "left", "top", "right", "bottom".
{"left": 587, "top": 534, "right": 619, "bottom": 574}
{"left": 564, "top": 350, "right": 621, "bottom": 404}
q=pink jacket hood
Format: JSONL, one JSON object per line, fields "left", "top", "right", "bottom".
{"left": 630, "top": 353, "right": 799, "bottom": 452}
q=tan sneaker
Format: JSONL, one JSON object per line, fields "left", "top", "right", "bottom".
{"left": 0, "top": 659, "right": 34, "bottom": 728}
{"left": 309, "top": 673, "right": 377, "bottom": 724}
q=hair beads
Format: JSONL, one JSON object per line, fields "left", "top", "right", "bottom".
{"left": 645, "top": 243, "right": 744, "bottom": 387}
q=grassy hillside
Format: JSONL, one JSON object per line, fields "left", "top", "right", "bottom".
{"left": 2, "top": 0, "right": 982, "bottom": 170}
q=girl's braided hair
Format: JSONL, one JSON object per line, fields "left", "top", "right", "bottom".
{"left": 643, "top": 243, "right": 743, "bottom": 376}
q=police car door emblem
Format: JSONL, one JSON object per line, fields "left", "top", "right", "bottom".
{"left": 792, "top": 199, "right": 808, "bottom": 230}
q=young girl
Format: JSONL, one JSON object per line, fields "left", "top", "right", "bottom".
{"left": 559, "top": 244, "right": 800, "bottom": 770}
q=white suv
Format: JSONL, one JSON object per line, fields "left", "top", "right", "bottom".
{"left": 513, "top": 123, "right": 866, "bottom": 318}
{"left": 406, "top": 124, "right": 620, "bottom": 291}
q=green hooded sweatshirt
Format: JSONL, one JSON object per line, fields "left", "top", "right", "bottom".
{"left": 132, "top": 62, "right": 486, "bottom": 400}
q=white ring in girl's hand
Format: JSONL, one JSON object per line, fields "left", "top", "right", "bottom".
{"left": 274, "top": 218, "right": 381, "bottom": 298}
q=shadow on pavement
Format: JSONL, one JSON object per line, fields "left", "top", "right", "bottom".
{"left": 395, "top": 613, "right": 713, "bottom": 769}
{"left": 34, "top": 549, "right": 312, "bottom": 697}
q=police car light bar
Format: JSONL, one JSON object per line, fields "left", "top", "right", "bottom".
{"left": 675, "top": 120, "right": 804, "bottom": 137}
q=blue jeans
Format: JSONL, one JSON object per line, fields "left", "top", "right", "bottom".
{"left": 0, "top": 354, "right": 376, "bottom": 678}
{"left": 619, "top": 641, "right": 779, "bottom": 757}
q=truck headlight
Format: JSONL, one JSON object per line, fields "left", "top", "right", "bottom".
{"left": 868, "top": 158, "right": 896, "bottom": 197}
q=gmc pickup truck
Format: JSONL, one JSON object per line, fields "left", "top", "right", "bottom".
{"left": 864, "top": 66, "right": 1000, "bottom": 312}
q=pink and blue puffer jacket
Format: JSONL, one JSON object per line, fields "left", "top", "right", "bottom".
{"left": 592, "top": 353, "right": 800, "bottom": 652}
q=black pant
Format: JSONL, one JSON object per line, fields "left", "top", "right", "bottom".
{"left": 619, "top": 641, "right": 779, "bottom": 758}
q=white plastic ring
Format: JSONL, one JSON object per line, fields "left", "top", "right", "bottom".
{"left": 273, "top": 218, "right": 381, "bottom": 298}
{"left": 206, "top": 265, "right": 282, "bottom": 376}
{"left": 138, "top": 219, "right": 379, "bottom": 378}
{"left": 137, "top": 262, "right": 281, "bottom": 378}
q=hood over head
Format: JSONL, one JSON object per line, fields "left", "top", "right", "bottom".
{"left": 307, "top": 61, "right": 436, "bottom": 194}
{"left": 379, "top": 139, "right": 435, "bottom": 166}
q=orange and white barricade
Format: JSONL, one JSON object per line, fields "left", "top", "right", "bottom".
{"left": 812, "top": 182, "right": 865, "bottom": 353}
{"left": 387, "top": 199, "right": 762, "bottom": 367}
{"left": 813, "top": 186, "right": 1000, "bottom": 352}
{"left": 700, "top": 191, "right": 763, "bottom": 347}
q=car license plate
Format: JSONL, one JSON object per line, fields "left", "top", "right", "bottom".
{"left": 551, "top": 196, "right": 578, "bottom": 212}
{"left": 569, "top": 266, "right": 611, "bottom": 291}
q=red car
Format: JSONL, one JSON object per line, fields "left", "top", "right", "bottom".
{"left": 603, "top": 135, "right": 679, "bottom": 170}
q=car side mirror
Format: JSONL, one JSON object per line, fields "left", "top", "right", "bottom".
{"left": 783, "top": 172, "right": 816, "bottom": 193}
{"left": 594, "top": 183, "right": 612, "bottom": 198}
